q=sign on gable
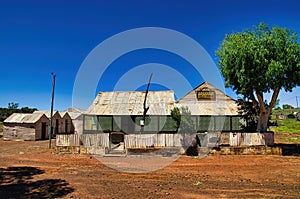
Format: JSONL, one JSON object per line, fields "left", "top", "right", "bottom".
{"left": 197, "top": 87, "right": 216, "bottom": 100}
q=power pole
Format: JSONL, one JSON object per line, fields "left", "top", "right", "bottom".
{"left": 296, "top": 96, "right": 299, "bottom": 108}
{"left": 49, "top": 72, "right": 56, "bottom": 149}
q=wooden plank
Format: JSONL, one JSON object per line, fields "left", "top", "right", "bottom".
{"left": 56, "top": 134, "right": 80, "bottom": 146}
{"left": 3, "top": 126, "right": 35, "bottom": 141}
{"left": 80, "top": 133, "right": 109, "bottom": 147}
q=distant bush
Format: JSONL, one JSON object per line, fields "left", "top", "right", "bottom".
{"left": 282, "top": 104, "right": 294, "bottom": 109}
{"left": 287, "top": 114, "right": 296, "bottom": 119}
{"left": 0, "top": 105, "right": 38, "bottom": 122}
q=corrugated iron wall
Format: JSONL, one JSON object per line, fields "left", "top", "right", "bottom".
{"left": 56, "top": 134, "right": 80, "bottom": 146}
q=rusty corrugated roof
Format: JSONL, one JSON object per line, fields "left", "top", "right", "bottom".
{"left": 85, "top": 90, "right": 175, "bottom": 115}
{"left": 176, "top": 81, "right": 238, "bottom": 115}
{"left": 4, "top": 112, "right": 46, "bottom": 123}
{"left": 175, "top": 101, "right": 238, "bottom": 115}
{"left": 34, "top": 110, "right": 60, "bottom": 118}
{"left": 60, "top": 111, "right": 82, "bottom": 120}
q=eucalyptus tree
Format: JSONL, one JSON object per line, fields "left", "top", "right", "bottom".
{"left": 216, "top": 23, "right": 300, "bottom": 132}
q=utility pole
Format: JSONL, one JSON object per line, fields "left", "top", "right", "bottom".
{"left": 296, "top": 96, "right": 299, "bottom": 108}
{"left": 49, "top": 72, "right": 56, "bottom": 149}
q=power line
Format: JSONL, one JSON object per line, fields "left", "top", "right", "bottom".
{"left": 280, "top": 96, "right": 299, "bottom": 103}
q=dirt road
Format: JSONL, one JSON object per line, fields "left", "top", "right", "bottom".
{"left": 0, "top": 140, "right": 299, "bottom": 198}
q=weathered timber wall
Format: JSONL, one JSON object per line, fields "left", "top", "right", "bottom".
{"left": 81, "top": 133, "right": 110, "bottom": 148}
{"left": 56, "top": 134, "right": 80, "bottom": 146}
{"left": 34, "top": 115, "right": 50, "bottom": 140}
{"left": 198, "top": 132, "right": 274, "bottom": 147}
{"left": 125, "top": 133, "right": 197, "bottom": 148}
{"left": 73, "top": 118, "right": 83, "bottom": 135}
{"left": 228, "top": 132, "right": 274, "bottom": 146}
{"left": 3, "top": 125, "right": 35, "bottom": 141}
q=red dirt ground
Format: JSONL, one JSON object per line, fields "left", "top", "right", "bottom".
{"left": 0, "top": 139, "right": 299, "bottom": 198}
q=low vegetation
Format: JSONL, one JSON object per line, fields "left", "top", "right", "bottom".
{"left": 0, "top": 102, "right": 38, "bottom": 122}
{"left": 0, "top": 122, "right": 3, "bottom": 138}
{"left": 269, "top": 107, "right": 300, "bottom": 143}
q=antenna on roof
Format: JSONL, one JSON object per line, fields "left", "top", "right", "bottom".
{"left": 140, "top": 73, "right": 153, "bottom": 133}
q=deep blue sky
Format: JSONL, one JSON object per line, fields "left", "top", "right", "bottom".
{"left": 1, "top": 0, "right": 300, "bottom": 110}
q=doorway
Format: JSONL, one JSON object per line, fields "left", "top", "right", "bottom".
{"left": 109, "top": 132, "right": 125, "bottom": 154}
{"left": 41, "top": 122, "right": 47, "bottom": 139}
{"left": 55, "top": 119, "right": 59, "bottom": 134}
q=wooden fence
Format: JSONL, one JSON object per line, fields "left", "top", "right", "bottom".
{"left": 56, "top": 132, "right": 274, "bottom": 151}
{"left": 56, "top": 134, "right": 80, "bottom": 146}
{"left": 81, "top": 133, "right": 110, "bottom": 147}
{"left": 124, "top": 133, "right": 197, "bottom": 148}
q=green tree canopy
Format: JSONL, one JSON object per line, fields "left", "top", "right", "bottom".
{"left": 216, "top": 23, "right": 300, "bottom": 131}
{"left": 170, "top": 106, "right": 194, "bottom": 133}
{"left": 0, "top": 103, "right": 38, "bottom": 122}
{"left": 8, "top": 102, "right": 19, "bottom": 110}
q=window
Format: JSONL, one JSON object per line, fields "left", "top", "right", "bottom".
{"left": 232, "top": 116, "right": 241, "bottom": 131}
{"left": 134, "top": 116, "right": 158, "bottom": 132}
{"left": 215, "top": 116, "right": 228, "bottom": 131}
{"left": 98, "top": 116, "right": 112, "bottom": 132}
{"left": 84, "top": 115, "right": 98, "bottom": 131}
{"left": 112, "top": 116, "right": 121, "bottom": 131}
{"left": 198, "top": 116, "right": 211, "bottom": 132}
{"left": 160, "top": 116, "right": 177, "bottom": 132}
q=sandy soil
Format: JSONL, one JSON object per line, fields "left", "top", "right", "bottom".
{"left": 0, "top": 139, "right": 299, "bottom": 198}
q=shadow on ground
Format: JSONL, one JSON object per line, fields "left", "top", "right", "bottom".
{"left": 0, "top": 166, "right": 74, "bottom": 198}
{"left": 275, "top": 144, "right": 300, "bottom": 156}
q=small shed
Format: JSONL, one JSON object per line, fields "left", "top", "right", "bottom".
{"left": 65, "top": 107, "right": 84, "bottom": 135}
{"left": 3, "top": 112, "right": 50, "bottom": 140}
{"left": 34, "top": 110, "right": 62, "bottom": 134}
{"left": 55, "top": 108, "right": 84, "bottom": 147}
{"left": 59, "top": 111, "right": 75, "bottom": 134}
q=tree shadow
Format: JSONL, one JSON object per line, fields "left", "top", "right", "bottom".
{"left": 181, "top": 134, "right": 200, "bottom": 156}
{"left": 275, "top": 144, "right": 300, "bottom": 156}
{"left": 0, "top": 166, "right": 74, "bottom": 198}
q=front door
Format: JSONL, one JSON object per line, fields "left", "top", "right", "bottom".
{"left": 55, "top": 119, "right": 59, "bottom": 134}
{"left": 109, "top": 132, "right": 125, "bottom": 154}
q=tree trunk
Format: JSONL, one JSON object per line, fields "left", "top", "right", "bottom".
{"left": 257, "top": 111, "right": 269, "bottom": 132}
{"left": 254, "top": 88, "right": 280, "bottom": 133}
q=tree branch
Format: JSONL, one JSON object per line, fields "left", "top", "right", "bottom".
{"left": 249, "top": 92, "right": 259, "bottom": 112}
{"left": 268, "top": 87, "right": 280, "bottom": 114}
{"left": 256, "top": 91, "right": 266, "bottom": 113}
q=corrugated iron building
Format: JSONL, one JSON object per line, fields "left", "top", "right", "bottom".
{"left": 59, "top": 111, "right": 75, "bottom": 134}
{"left": 84, "top": 90, "right": 175, "bottom": 133}
{"left": 34, "top": 110, "right": 62, "bottom": 134}
{"left": 176, "top": 82, "right": 238, "bottom": 115}
{"left": 3, "top": 109, "right": 82, "bottom": 141}
{"left": 70, "top": 83, "right": 244, "bottom": 154}
{"left": 3, "top": 112, "right": 50, "bottom": 140}
{"left": 175, "top": 82, "right": 241, "bottom": 132}
{"left": 56, "top": 81, "right": 274, "bottom": 154}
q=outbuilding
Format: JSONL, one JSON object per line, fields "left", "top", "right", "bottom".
{"left": 3, "top": 112, "right": 50, "bottom": 140}
{"left": 34, "top": 110, "right": 63, "bottom": 134}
